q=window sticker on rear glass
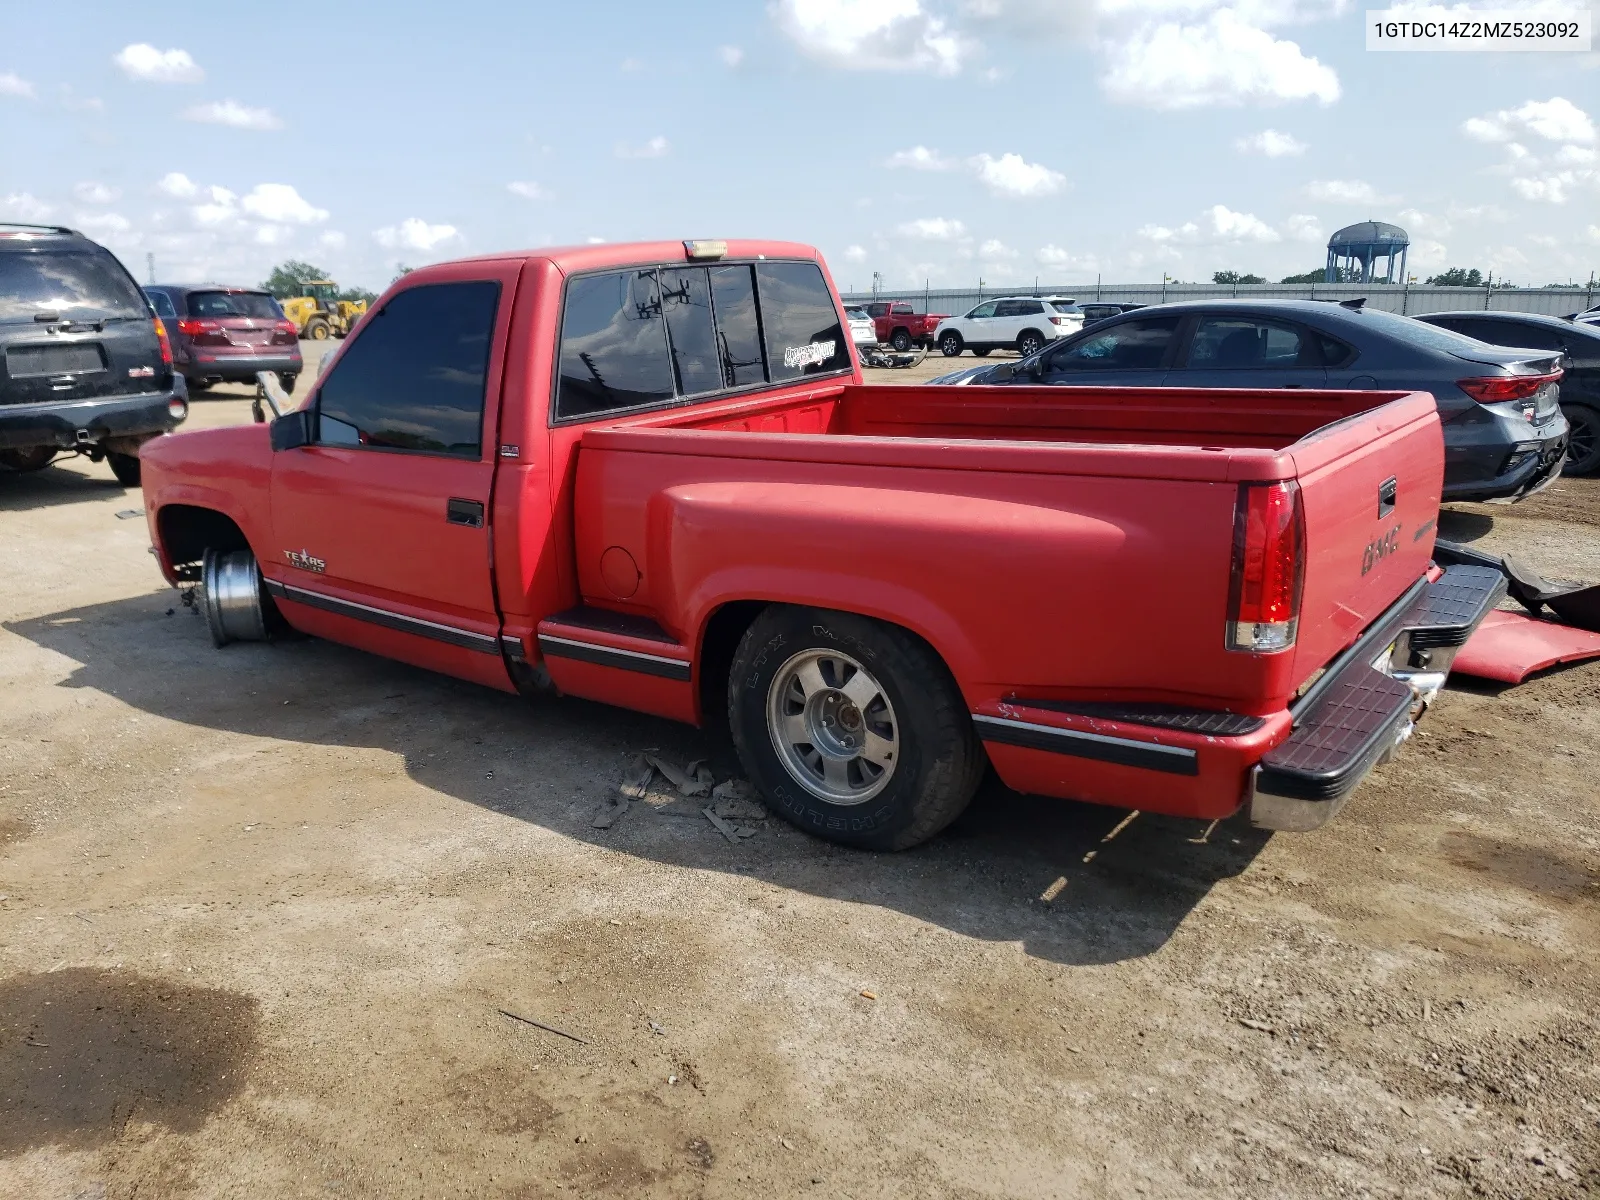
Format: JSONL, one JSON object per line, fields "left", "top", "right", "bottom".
{"left": 783, "top": 340, "right": 836, "bottom": 369}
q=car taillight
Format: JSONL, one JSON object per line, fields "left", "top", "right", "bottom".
{"left": 1048, "top": 316, "right": 1065, "bottom": 326}
{"left": 1227, "top": 480, "right": 1305, "bottom": 653}
{"left": 168, "top": 397, "right": 188, "bottom": 420}
{"left": 1457, "top": 371, "right": 1561, "bottom": 403}
{"left": 276, "top": 319, "right": 297, "bottom": 334}
{"left": 176, "top": 317, "right": 221, "bottom": 335}
{"left": 153, "top": 317, "right": 173, "bottom": 366}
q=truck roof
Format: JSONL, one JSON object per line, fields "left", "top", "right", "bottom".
{"left": 440, "top": 238, "right": 823, "bottom": 275}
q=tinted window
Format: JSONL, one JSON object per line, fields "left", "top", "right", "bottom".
{"left": 1366, "top": 309, "right": 1494, "bottom": 354}
{"left": 1466, "top": 320, "right": 1564, "bottom": 352}
{"left": 556, "top": 270, "right": 674, "bottom": 418}
{"left": 1187, "top": 317, "right": 1307, "bottom": 369}
{"left": 660, "top": 267, "right": 721, "bottom": 396}
{"left": 966, "top": 301, "right": 998, "bottom": 319}
{"left": 317, "top": 280, "right": 498, "bottom": 457}
{"left": 1048, "top": 301, "right": 1082, "bottom": 315}
{"left": 145, "top": 289, "right": 177, "bottom": 319}
{"left": 891, "top": 303, "right": 913, "bottom": 314}
{"left": 187, "top": 290, "right": 282, "bottom": 319}
{"left": 708, "top": 264, "right": 767, "bottom": 389}
{"left": 868, "top": 303, "right": 888, "bottom": 317}
{"left": 0, "top": 249, "right": 147, "bottom": 323}
{"left": 755, "top": 262, "right": 848, "bottom": 382}
{"left": 1049, "top": 316, "right": 1181, "bottom": 371}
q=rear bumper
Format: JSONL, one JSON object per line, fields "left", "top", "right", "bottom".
{"left": 183, "top": 350, "right": 301, "bottom": 382}
{"left": 972, "top": 564, "right": 1506, "bottom": 831}
{"left": 1442, "top": 413, "right": 1568, "bottom": 502}
{"left": 0, "top": 383, "right": 189, "bottom": 451}
{"left": 1246, "top": 563, "right": 1507, "bottom": 831}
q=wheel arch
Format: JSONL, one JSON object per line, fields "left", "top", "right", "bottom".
{"left": 156, "top": 503, "right": 252, "bottom": 582}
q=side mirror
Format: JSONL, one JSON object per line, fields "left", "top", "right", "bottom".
{"left": 269, "top": 409, "right": 314, "bottom": 451}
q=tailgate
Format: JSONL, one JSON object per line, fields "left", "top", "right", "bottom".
{"left": 1289, "top": 392, "right": 1443, "bottom": 684}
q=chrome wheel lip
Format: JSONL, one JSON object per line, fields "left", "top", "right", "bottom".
{"left": 765, "top": 648, "right": 898, "bottom": 806}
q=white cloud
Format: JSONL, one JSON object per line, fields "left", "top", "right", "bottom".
{"left": 183, "top": 100, "right": 283, "bottom": 131}
{"left": 1138, "top": 220, "right": 1200, "bottom": 243}
{"left": 969, "top": 152, "right": 1066, "bottom": 197}
{"left": 74, "top": 212, "right": 132, "bottom": 236}
{"left": 1207, "top": 204, "right": 1280, "bottom": 242}
{"left": 1099, "top": 10, "right": 1339, "bottom": 109}
{"left": 0, "top": 72, "right": 34, "bottom": 99}
{"left": 843, "top": 244, "right": 868, "bottom": 262}
{"left": 586, "top": 236, "right": 607, "bottom": 244}
{"left": 1303, "top": 178, "right": 1388, "bottom": 204}
{"left": 157, "top": 172, "right": 198, "bottom": 199}
{"left": 1283, "top": 213, "right": 1323, "bottom": 241}
{"left": 979, "top": 238, "right": 1018, "bottom": 259}
{"left": 772, "top": 0, "right": 968, "bottom": 74}
{"left": 885, "top": 145, "right": 955, "bottom": 170}
{"left": 1235, "top": 129, "right": 1306, "bottom": 156}
{"left": 73, "top": 182, "right": 120, "bottom": 205}
{"left": 113, "top": 44, "right": 204, "bottom": 84}
{"left": 1463, "top": 97, "right": 1595, "bottom": 145}
{"left": 895, "top": 217, "right": 967, "bottom": 240}
{"left": 318, "top": 231, "right": 347, "bottom": 250}
{"left": 1035, "top": 244, "right": 1099, "bottom": 275}
{"left": 1397, "top": 207, "right": 1450, "bottom": 237}
{"left": 1139, "top": 204, "right": 1285, "bottom": 245}
{"left": 191, "top": 185, "right": 239, "bottom": 227}
{"left": 374, "top": 218, "right": 460, "bottom": 253}
{"left": 507, "top": 181, "right": 547, "bottom": 200}
{"left": 719, "top": 44, "right": 745, "bottom": 66}
{"left": 239, "top": 183, "right": 328, "bottom": 224}
{"left": 615, "top": 135, "right": 669, "bottom": 159}
{"left": 1, "top": 192, "right": 52, "bottom": 221}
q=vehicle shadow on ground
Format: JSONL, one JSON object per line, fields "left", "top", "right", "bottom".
{"left": 1437, "top": 508, "right": 1495, "bottom": 543}
{"left": 6, "top": 593, "right": 1271, "bottom": 968}
{"left": 0, "top": 462, "right": 134, "bottom": 512}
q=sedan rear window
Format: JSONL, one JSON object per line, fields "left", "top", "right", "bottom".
{"left": 187, "top": 290, "right": 283, "bottom": 320}
{"left": 1365, "top": 309, "right": 1496, "bottom": 354}
{"left": 0, "top": 249, "right": 148, "bottom": 323}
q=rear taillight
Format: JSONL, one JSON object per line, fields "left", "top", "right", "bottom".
{"left": 153, "top": 317, "right": 173, "bottom": 367}
{"left": 1457, "top": 371, "right": 1561, "bottom": 403}
{"left": 1049, "top": 316, "right": 1065, "bottom": 326}
{"left": 176, "top": 317, "right": 221, "bottom": 335}
{"left": 1227, "top": 481, "right": 1305, "bottom": 653}
{"left": 168, "top": 397, "right": 187, "bottom": 420}
{"left": 276, "top": 319, "right": 297, "bottom": 334}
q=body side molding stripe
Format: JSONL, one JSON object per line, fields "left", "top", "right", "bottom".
{"left": 264, "top": 579, "right": 501, "bottom": 655}
{"left": 972, "top": 713, "right": 1200, "bottom": 776}
{"left": 536, "top": 633, "right": 693, "bottom": 681}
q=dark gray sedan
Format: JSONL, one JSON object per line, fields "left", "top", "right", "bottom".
{"left": 929, "top": 298, "right": 1569, "bottom": 503}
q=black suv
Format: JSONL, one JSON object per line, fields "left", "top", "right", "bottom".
{"left": 0, "top": 224, "right": 188, "bottom": 486}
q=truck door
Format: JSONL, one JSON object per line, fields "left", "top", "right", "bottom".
{"left": 265, "top": 263, "right": 522, "bottom": 692}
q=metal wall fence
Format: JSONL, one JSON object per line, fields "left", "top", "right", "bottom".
{"left": 839, "top": 283, "right": 1599, "bottom": 319}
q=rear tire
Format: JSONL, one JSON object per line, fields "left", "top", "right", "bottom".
{"left": 1563, "top": 404, "right": 1600, "bottom": 476}
{"left": 107, "top": 452, "right": 141, "bottom": 487}
{"left": 890, "top": 328, "right": 912, "bottom": 352}
{"left": 0, "top": 447, "right": 56, "bottom": 473}
{"left": 306, "top": 318, "right": 332, "bottom": 341}
{"left": 1016, "top": 330, "right": 1045, "bottom": 357}
{"left": 727, "top": 606, "right": 983, "bottom": 851}
{"left": 939, "top": 331, "right": 964, "bottom": 357}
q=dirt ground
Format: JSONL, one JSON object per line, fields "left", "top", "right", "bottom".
{"left": 1, "top": 348, "right": 1597, "bottom": 1199}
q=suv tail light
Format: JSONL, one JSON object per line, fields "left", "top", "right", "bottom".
{"left": 276, "top": 319, "right": 297, "bottom": 334}
{"left": 176, "top": 317, "right": 221, "bottom": 335}
{"left": 153, "top": 317, "right": 173, "bottom": 367}
{"left": 1457, "top": 371, "right": 1561, "bottom": 403}
{"left": 1049, "top": 316, "right": 1066, "bottom": 326}
{"left": 1227, "top": 481, "right": 1305, "bottom": 653}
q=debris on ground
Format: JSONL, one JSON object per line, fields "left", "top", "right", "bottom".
{"left": 498, "top": 1008, "right": 590, "bottom": 1044}
{"left": 590, "top": 794, "right": 630, "bottom": 829}
{"left": 710, "top": 778, "right": 767, "bottom": 822}
{"left": 703, "top": 806, "right": 756, "bottom": 845}
{"left": 1452, "top": 609, "right": 1600, "bottom": 683}
{"left": 649, "top": 1020, "right": 666, "bottom": 1036}
{"left": 647, "top": 754, "right": 713, "bottom": 797}
{"left": 114, "top": 508, "right": 143, "bottom": 520}
{"left": 617, "top": 753, "right": 655, "bottom": 800}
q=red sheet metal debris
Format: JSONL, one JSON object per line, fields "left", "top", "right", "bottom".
{"left": 1452, "top": 609, "right": 1600, "bottom": 684}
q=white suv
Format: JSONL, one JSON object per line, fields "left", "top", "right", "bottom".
{"left": 934, "top": 296, "right": 1084, "bottom": 358}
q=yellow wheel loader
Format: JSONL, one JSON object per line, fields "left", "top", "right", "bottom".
{"left": 279, "top": 280, "right": 368, "bottom": 340}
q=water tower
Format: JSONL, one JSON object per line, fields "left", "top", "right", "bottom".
{"left": 1325, "top": 221, "right": 1409, "bottom": 284}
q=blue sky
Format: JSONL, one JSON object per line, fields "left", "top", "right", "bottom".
{"left": 3, "top": 0, "right": 1596, "bottom": 291}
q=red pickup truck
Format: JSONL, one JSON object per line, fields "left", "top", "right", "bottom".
{"left": 141, "top": 238, "right": 1502, "bottom": 850}
{"left": 863, "top": 301, "right": 948, "bottom": 351}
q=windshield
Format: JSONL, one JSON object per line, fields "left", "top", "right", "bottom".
{"left": 187, "top": 290, "right": 284, "bottom": 319}
{"left": 0, "top": 249, "right": 149, "bottom": 323}
{"left": 1362, "top": 308, "right": 1508, "bottom": 355}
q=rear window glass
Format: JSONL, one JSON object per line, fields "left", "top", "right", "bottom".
{"left": 557, "top": 270, "right": 676, "bottom": 418}
{"left": 1364, "top": 309, "right": 1495, "bottom": 354}
{"left": 317, "top": 280, "right": 498, "bottom": 457}
{"left": 660, "top": 267, "right": 721, "bottom": 397}
{"left": 0, "top": 249, "right": 148, "bottom": 323}
{"left": 1048, "top": 301, "right": 1082, "bottom": 315}
{"left": 187, "top": 290, "right": 282, "bottom": 319}
{"left": 756, "top": 262, "right": 848, "bottom": 382}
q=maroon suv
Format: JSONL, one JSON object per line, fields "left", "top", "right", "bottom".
{"left": 143, "top": 284, "right": 301, "bottom": 393}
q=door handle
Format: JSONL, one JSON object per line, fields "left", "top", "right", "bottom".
{"left": 446, "top": 498, "right": 484, "bottom": 527}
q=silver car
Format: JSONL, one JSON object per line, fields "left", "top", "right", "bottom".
{"left": 844, "top": 306, "right": 877, "bottom": 350}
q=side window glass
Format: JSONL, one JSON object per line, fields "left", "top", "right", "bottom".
{"left": 1317, "top": 334, "right": 1353, "bottom": 366}
{"left": 316, "top": 280, "right": 498, "bottom": 457}
{"left": 755, "top": 262, "right": 848, "bottom": 382}
{"left": 660, "top": 267, "right": 721, "bottom": 396}
{"left": 1490, "top": 323, "right": 1562, "bottom": 351}
{"left": 993, "top": 300, "right": 1020, "bottom": 318}
{"left": 891, "top": 303, "right": 912, "bottom": 315}
{"left": 708, "top": 264, "right": 767, "bottom": 389}
{"left": 868, "top": 303, "right": 888, "bottom": 317}
{"left": 556, "top": 270, "right": 674, "bottom": 418}
{"left": 146, "top": 291, "right": 176, "bottom": 319}
{"left": 1048, "top": 317, "right": 1181, "bottom": 371}
{"left": 967, "top": 301, "right": 998, "bottom": 319}
{"left": 1188, "top": 317, "right": 1304, "bottom": 369}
